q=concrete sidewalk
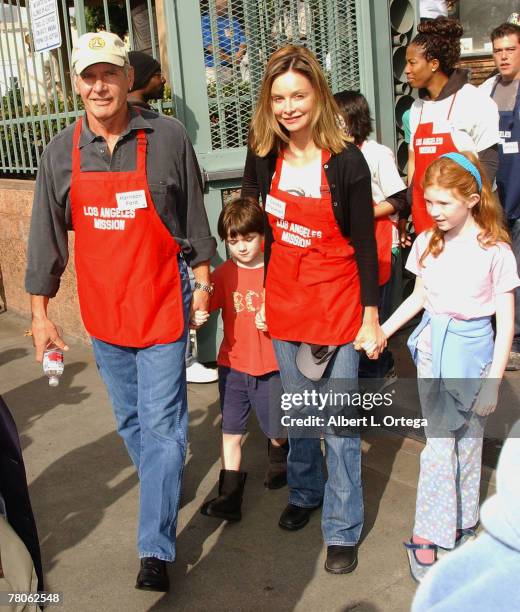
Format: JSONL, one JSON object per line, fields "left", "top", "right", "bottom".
{"left": 0, "top": 311, "right": 497, "bottom": 612}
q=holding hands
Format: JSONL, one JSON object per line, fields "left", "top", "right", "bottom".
{"left": 353, "top": 307, "right": 387, "bottom": 360}
{"left": 190, "top": 309, "right": 210, "bottom": 329}
{"left": 255, "top": 302, "right": 268, "bottom": 332}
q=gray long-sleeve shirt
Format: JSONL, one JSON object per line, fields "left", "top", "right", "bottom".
{"left": 25, "top": 106, "right": 216, "bottom": 297}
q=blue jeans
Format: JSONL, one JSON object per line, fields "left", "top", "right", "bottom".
{"left": 508, "top": 218, "right": 520, "bottom": 352}
{"left": 91, "top": 256, "right": 191, "bottom": 562}
{"left": 273, "top": 340, "right": 363, "bottom": 546}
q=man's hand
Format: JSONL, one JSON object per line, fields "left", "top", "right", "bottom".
{"left": 190, "top": 261, "right": 211, "bottom": 329}
{"left": 31, "top": 317, "right": 69, "bottom": 363}
{"left": 30, "top": 295, "right": 68, "bottom": 362}
{"left": 191, "top": 308, "right": 210, "bottom": 329}
{"left": 190, "top": 290, "right": 210, "bottom": 329}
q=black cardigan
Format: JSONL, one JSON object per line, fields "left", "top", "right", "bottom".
{"left": 241, "top": 144, "right": 379, "bottom": 306}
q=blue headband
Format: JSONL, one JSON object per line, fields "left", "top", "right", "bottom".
{"left": 440, "top": 153, "right": 482, "bottom": 192}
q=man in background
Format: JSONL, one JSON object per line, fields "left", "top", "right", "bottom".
{"left": 128, "top": 51, "right": 165, "bottom": 109}
{"left": 481, "top": 22, "right": 520, "bottom": 370}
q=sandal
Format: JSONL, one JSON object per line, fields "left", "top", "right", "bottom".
{"left": 456, "top": 526, "right": 478, "bottom": 546}
{"left": 438, "top": 526, "right": 479, "bottom": 558}
{"left": 404, "top": 540, "right": 438, "bottom": 583}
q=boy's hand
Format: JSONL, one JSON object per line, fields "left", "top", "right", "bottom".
{"left": 190, "top": 309, "right": 210, "bottom": 329}
{"left": 255, "top": 303, "right": 268, "bottom": 332}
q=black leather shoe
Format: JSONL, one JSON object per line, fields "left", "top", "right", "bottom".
{"left": 135, "top": 557, "right": 169, "bottom": 592}
{"left": 325, "top": 545, "right": 358, "bottom": 574}
{"left": 279, "top": 503, "right": 318, "bottom": 531}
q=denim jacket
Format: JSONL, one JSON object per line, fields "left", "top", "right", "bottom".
{"left": 408, "top": 312, "right": 494, "bottom": 431}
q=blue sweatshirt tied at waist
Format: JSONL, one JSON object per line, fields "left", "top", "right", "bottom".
{"left": 407, "top": 312, "right": 494, "bottom": 432}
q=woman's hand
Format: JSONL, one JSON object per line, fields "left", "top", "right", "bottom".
{"left": 354, "top": 317, "right": 387, "bottom": 360}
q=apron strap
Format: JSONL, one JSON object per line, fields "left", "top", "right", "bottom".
{"left": 271, "top": 154, "right": 284, "bottom": 192}
{"left": 71, "top": 117, "right": 83, "bottom": 180}
{"left": 446, "top": 91, "right": 458, "bottom": 120}
{"left": 320, "top": 149, "right": 331, "bottom": 196}
{"left": 135, "top": 130, "right": 147, "bottom": 175}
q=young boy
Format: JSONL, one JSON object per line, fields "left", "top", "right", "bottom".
{"left": 194, "top": 198, "right": 288, "bottom": 522}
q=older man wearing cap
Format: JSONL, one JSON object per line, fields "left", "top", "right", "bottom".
{"left": 25, "top": 31, "right": 216, "bottom": 592}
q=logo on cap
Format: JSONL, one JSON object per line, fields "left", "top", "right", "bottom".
{"left": 88, "top": 37, "right": 106, "bottom": 50}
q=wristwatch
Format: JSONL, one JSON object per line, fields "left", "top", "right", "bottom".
{"left": 194, "top": 281, "right": 214, "bottom": 295}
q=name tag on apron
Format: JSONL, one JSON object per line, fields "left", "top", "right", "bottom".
{"left": 502, "top": 141, "right": 519, "bottom": 155}
{"left": 265, "top": 194, "right": 286, "bottom": 219}
{"left": 116, "top": 190, "right": 148, "bottom": 211}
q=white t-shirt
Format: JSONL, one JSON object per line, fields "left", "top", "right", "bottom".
{"left": 360, "top": 140, "right": 406, "bottom": 247}
{"left": 409, "top": 84, "right": 499, "bottom": 154}
{"left": 420, "top": 0, "right": 448, "bottom": 19}
{"left": 277, "top": 157, "right": 322, "bottom": 198}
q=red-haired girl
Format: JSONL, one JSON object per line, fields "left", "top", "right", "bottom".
{"left": 380, "top": 152, "right": 519, "bottom": 582}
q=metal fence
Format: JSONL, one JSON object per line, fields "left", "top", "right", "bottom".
{"left": 0, "top": 0, "right": 363, "bottom": 176}
{"left": 202, "top": 0, "right": 361, "bottom": 151}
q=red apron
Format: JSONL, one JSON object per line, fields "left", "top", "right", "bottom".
{"left": 265, "top": 151, "right": 362, "bottom": 345}
{"left": 374, "top": 212, "right": 393, "bottom": 286}
{"left": 412, "top": 93, "right": 459, "bottom": 234}
{"left": 70, "top": 118, "right": 184, "bottom": 347}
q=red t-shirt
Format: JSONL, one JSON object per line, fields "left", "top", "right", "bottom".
{"left": 210, "top": 260, "right": 279, "bottom": 376}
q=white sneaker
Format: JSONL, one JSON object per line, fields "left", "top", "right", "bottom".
{"left": 186, "top": 361, "right": 218, "bottom": 383}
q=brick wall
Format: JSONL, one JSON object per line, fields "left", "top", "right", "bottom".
{"left": 460, "top": 56, "right": 497, "bottom": 86}
{"left": 0, "top": 179, "right": 89, "bottom": 343}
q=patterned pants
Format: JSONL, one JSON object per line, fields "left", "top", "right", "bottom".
{"left": 413, "top": 350, "right": 486, "bottom": 549}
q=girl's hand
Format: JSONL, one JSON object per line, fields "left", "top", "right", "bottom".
{"left": 354, "top": 321, "right": 387, "bottom": 360}
{"left": 255, "top": 302, "right": 268, "bottom": 332}
{"left": 190, "top": 309, "right": 210, "bottom": 329}
{"left": 473, "top": 378, "right": 501, "bottom": 417}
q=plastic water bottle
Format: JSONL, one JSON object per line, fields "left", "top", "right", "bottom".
{"left": 43, "top": 329, "right": 65, "bottom": 387}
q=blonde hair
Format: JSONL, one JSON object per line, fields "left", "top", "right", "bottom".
{"left": 419, "top": 152, "right": 510, "bottom": 266}
{"left": 249, "top": 45, "right": 347, "bottom": 156}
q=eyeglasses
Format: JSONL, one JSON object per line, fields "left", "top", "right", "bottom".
{"left": 492, "top": 46, "right": 520, "bottom": 55}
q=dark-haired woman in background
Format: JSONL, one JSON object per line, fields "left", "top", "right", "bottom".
{"left": 406, "top": 16, "right": 499, "bottom": 234}
{"left": 334, "top": 91, "right": 408, "bottom": 380}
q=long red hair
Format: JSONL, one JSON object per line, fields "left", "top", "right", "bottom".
{"left": 419, "top": 152, "right": 510, "bottom": 266}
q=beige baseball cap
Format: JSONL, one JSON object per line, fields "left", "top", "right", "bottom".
{"left": 72, "top": 31, "right": 128, "bottom": 75}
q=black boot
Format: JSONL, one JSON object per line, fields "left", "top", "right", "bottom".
{"left": 200, "top": 469, "right": 247, "bottom": 521}
{"left": 264, "top": 440, "right": 289, "bottom": 489}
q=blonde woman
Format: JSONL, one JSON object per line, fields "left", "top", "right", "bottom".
{"left": 241, "top": 45, "right": 385, "bottom": 574}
